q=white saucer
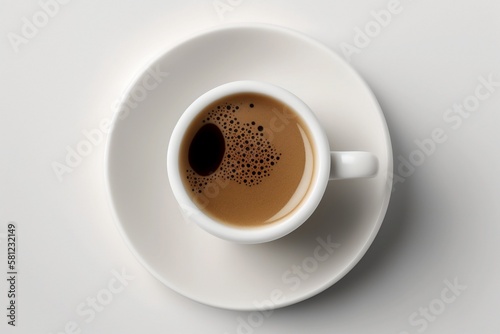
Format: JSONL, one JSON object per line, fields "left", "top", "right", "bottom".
{"left": 105, "top": 24, "right": 392, "bottom": 310}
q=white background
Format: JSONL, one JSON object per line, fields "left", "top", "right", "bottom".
{"left": 1, "top": 0, "right": 499, "bottom": 333}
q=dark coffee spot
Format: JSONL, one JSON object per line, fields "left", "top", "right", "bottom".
{"left": 188, "top": 124, "right": 225, "bottom": 176}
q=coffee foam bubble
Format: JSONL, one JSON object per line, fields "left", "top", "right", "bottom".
{"left": 186, "top": 102, "right": 281, "bottom": 193}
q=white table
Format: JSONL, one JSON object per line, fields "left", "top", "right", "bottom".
{"left": 1, "top": 1, "right": 499, "bottom": 333}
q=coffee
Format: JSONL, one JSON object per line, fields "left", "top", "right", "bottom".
{"left": 179, "top": 93, "right": 315, "bottom": 227}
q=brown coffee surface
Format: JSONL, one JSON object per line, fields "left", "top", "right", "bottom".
{"left": 179, "top": 93, "right": 314, "bottom": 227}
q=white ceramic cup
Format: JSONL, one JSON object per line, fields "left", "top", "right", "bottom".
{"left": 167, "top": 81, "right": 378, "bottom": 244}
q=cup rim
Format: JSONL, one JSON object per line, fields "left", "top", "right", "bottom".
{"left": 167, "top": 80, "right": 330, "bottom": 244}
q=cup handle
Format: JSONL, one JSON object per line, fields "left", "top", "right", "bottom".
{"left": 329, "top": 151, "right": 378, "bottom": 180}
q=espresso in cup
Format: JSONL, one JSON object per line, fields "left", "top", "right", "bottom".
{"left": 179, "top": 93, "right": 315, "bottom": 227}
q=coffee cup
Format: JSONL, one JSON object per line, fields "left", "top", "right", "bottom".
{"left": 167, "top": 81, "right": 378, "bottom": 244}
